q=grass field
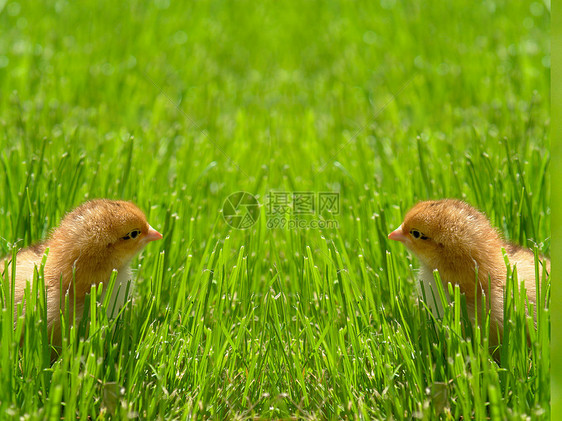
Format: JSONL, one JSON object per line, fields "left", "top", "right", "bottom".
{"left": 0, "top": 0, "right": 550, "bottom": 419}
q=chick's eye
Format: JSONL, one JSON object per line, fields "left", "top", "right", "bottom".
{"left": 410, "top": 229, "right": 429, "bottom": 240}
{"left": 122, "top": 229, "right": 141, "bottom": 240}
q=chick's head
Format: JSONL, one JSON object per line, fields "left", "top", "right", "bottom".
{"left": 52, "top": 199, "right": 162, "bottom": 271}
{"left": 388, "top": 199, "right": 499, "bottom": 270}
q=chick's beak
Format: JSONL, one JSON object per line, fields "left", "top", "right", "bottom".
{"left": 145, "top": 225, "right": 163, "bottom": 242}
{"left": 388, "top": 224, "right": 408, "bottom": 243}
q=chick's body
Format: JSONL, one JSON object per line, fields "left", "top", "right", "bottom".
{"left": 389, "top": 199, "right": 549, "bottom": 341}
{"left": 1, "top": 199, "right": 162, "bottom": 341}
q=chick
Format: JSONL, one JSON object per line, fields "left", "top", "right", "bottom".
{"left": 388, "top": 199, "right": 549, "bottom": 343}
{"left": 1, "top": 199, "right": 162, "bottom": 343}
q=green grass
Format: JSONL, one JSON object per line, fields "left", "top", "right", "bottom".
{"left": 551, "top": 6, "right": 562, "bottom": 417}
{"left": 0, "top": 0, "right": 550, "bottom": 419}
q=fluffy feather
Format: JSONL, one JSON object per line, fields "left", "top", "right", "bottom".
{"left": 388, "top": 199, "right": 549, "bottom": 343}
{"left": 1, "top": 199, "right": 162, "bottom": 343}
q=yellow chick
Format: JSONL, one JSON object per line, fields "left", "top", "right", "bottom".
{"left": 388, "top": 199, "right": 549, "bottom": 343}
{"left": 1, "top": 199, "right": 162, "bottom": 343}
